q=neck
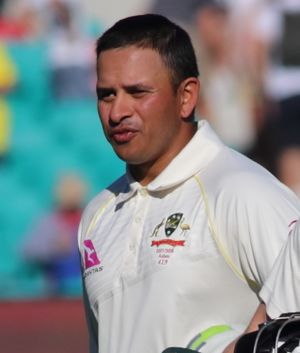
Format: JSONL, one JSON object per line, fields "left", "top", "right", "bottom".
{"left": 129, "top": 123, "right": 197, "bottom": 186}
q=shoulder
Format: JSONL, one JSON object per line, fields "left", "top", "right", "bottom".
{"left": 197, "top": 148, "right": 300, "bottom": 287}
{"left": 78, "top": 174, "right": 127, "bottom": 241}
{"left": 202, "top": 147, "right": 300, "bottom": 241}
{"left": 202, "top": 146, "right": 299, "bottom": 207}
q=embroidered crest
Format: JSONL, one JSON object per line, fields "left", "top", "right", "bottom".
{"left": 149, "top": 212, "right": 190, "bottom": 265}
{"left": 165, "top": 213, "right": 183, "bottom": 236}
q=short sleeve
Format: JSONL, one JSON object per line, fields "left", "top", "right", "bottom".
{"left": 214, "top": 170, "right": 300, "bottom": 290}
{"left": 260, "top": 220, "right": 300, "bottom": 318}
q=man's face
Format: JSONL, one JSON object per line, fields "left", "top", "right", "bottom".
{"left": 96, "top": 46, "right": 195, "bottom": 177}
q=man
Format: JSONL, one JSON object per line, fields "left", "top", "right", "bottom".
{"left": 23, "top": 173, "right": 87, "bottom": 296}
{"left": 78, "top": 14, "right": 300, "bottom": 353}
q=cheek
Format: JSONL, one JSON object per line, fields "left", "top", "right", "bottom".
{"left": 140, "top": 94, "right": 179, "bottom": 124}
{"left": 98, "top": 103, "right": 109, "bottom": 125}
{"left": 97, "top": 104, "right": 111, "bottom": 139}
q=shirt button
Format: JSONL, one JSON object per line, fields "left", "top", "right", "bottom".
{"left": 129, "top": 244, "right": 136, "bottom": 252}
{"left": 139, "top": 188, "right": 148, "bottom": 197}
{"left": 134, "top": 216, "right": 141, "bottom": 223}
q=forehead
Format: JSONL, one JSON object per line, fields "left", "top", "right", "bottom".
{"left": 97, "top": 46, "right": 171, "bottom": 86}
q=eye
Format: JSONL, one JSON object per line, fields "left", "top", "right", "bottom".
{"left": 127, "top": 87, "right": 149, "bottom": 98}
{"left": 97, "top": 89, "right": 115, "bottom": 102}
{"left": 132, "top": 91, "right": 147, "bottom": 98}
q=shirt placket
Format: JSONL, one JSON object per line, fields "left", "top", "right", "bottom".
{"left": 121, "top": 187, "right": 149, "bottom": 277}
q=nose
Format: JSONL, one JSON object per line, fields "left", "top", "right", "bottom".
{"left": 109, "top": 94, "right": 133, "bottom": 125}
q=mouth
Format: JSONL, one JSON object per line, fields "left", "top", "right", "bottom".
{"left": 109, "top": 128, "right": 138, "bottom": 144}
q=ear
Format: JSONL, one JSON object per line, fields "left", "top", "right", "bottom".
{"left": 178, "top": 77, "right": 200, "bottom": 120}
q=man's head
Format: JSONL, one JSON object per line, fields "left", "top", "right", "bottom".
{"left": 96, "top": 14, "right": 199, "bottom": 91}
{"left": 95, "top": 14, "right": 200, "bottom": 185}
{"left": 55, "top": 173, "right": 88, "bottom": 211}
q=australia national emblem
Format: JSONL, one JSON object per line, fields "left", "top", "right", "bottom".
{"left": 150, "top": 212, "right": 190, "bottom": 265}
{"left": 165, "top": 213, "right": 184, "bottom": 236}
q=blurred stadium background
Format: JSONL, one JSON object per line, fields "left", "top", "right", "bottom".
{"left": 0, "top": 0, "right": 299, "bottom": 352}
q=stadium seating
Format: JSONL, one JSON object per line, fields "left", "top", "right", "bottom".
{"left": 0, "top": 40, "right": 124, "bottom": 299}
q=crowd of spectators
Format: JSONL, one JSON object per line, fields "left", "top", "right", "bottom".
{"left": 151, "top": 0, "right": 300, "bottom": 198}
{"left": 0, "top": 0, "right": 117, "bottom": 299}
{"left": 21, "top": 173, "right": 88, "bottom": 297}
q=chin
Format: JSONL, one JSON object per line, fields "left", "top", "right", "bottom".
{"left": 118, "top": 156, "right": 143, "bottom": 165}
{"left": 113, "top": 147, "right": 143, "bottom": 165}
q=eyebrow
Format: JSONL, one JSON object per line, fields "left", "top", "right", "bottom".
{"left": 97, "top": 83, "right": 154, "bottom": 96}
{"left": 125, "top": 83, "right": 154, "bottom": 93}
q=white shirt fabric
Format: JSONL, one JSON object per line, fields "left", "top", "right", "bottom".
{"left": 78, "top": 120, "right": 300, "bottom": 353}
{"left": 260, "top": 219, "right": 300, "bottom": 319}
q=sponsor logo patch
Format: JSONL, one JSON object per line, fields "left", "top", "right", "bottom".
{"left": 83, "top": 239, "right": 101, "bottom": 269}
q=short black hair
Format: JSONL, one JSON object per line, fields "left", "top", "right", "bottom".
{"left": 96, "top": 14, "right": 199, "bottom": 90}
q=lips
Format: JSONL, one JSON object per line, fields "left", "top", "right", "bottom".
{"left": 109, "top": 128, "right": 138, "bottom": 144}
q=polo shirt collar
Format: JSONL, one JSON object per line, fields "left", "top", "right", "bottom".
{"left": 120, "top": 120, "right": 223, "bottom": 200}
{"left": 148, "top": 120, "right": 223, "bottom": 191}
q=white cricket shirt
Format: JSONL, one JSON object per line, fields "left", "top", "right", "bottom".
{"left": 78, "top": 120, "right": 300, "bottom": 353}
